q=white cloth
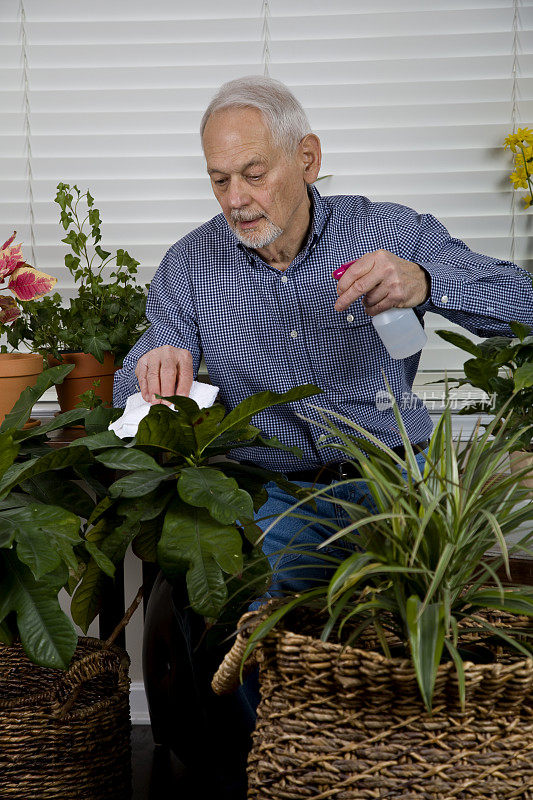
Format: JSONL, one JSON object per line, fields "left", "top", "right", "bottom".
{"left": 108, "top": 382, "right": 220, "bottom": 439}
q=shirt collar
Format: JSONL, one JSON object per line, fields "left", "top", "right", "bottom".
{"left": 233, "top": 183, "right": 330, "bottom": 263}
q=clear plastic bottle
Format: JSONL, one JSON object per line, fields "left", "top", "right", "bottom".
{"left": 371, "top": 307, "right": 427, "bottom": 359}
{"left": 332, "top": 262, "right": 427, "bottom": 359}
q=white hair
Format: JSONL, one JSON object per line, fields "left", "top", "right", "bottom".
{"left": 200, "top": 75, "right": 312, "bottom": 155}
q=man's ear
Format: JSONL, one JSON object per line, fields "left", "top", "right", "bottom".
{"left": 299, "top": 133, "right": 322, "bottom": 185}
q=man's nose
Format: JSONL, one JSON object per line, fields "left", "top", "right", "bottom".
{"left": 227, "top": 177, "right": 250, "bottom": 209}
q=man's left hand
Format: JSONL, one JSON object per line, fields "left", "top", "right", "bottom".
{"left": 334, "top": 249, "right": 431, "bottom": 315}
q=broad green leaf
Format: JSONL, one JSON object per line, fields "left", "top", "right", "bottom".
{"left": 84, "top": 405, "right": 122, "bottom": 434}
{"left": 108, "top": 468, "right": 176, "bottom": 499}
{"left": 0, "top": 364, "right": 74, "bottom": 433}
{"left": 94, "top": 447, "right": 165, "bottom": 473}
{"left": 15, "top": 408, "right": 87, "bottom": 441}
{"left": 0, "top": 432, "right": 19, "bottom": 478}
{"left": 67, "top": 430, "right": 123, "bottom": 451}
{"left": 20, "top": 473, "right": 95, "bottom": 520}
{"left": 509, "top": 321, "right": 532, "bottom": 341}
{"left": 177, "top": 467, "right": 254, "bottom": 525}
{"left": 190, "top": 404, "right": 227, "bottom": 450}
{"left": 514, "top": 362, "right": 533, "bottom": 392}
{"left": 0, "top": 447, "right": 93, "bottom": 499}
{"left": 434, "top": 330, "right": 483, "bottom": 358}
{"left": 135, "top": 403, "right": 196, "bottom": 457}
{"left": 254, "top": 434, "right": 303, "bottom": 457}
{"left": 1, "top": 504, "right": 81, "bottom": 579}
{"left": 70, "top": 558, "right": 107, "bottom": 634}
{"left": 158, "top": 497, "right": 244, "bottom": 618}
{"left": 467, "top": 589, "right": 533, "bottom": 616}
{"left": 0, "top": 549, "right": 77, "bottom": 668}
{"left": 406, "top": 596, "right": 445, "bottom": 712}
{"left": 199, "top": 385, "right": 323, "bottom": 451}
{"left": 84, "top": 541, "right": 115, "bottom": 578}
{"left": 463, "top": 357, "right": 499, "bottom": 390}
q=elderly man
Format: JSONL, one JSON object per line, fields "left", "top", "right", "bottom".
{"left": 114, "top": 75, "right": 533, "bottom": 597}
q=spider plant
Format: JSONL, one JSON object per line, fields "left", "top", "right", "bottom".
{"left": 243, "top": 381, "right": 533, "bottom": 712}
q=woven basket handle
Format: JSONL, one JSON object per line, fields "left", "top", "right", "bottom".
{"left": 50, "top": 647, "right": 129, "bottom": 720}
{"left": 211, "top": 608, "right": 266, "bottom": 696}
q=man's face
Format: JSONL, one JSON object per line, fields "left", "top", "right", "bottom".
{"left": 202, "top": 107, "right": 310, "bottom": 249}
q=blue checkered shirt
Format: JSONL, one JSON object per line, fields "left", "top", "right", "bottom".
{"left": 113, "top": 186, "right": 533, "bottom": 471}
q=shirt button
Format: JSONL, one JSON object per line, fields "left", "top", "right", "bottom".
{"left": 441, "top": 294, "right": 449, "bottom": 304}
{"left": 290, "top": 330, "right": 298, "bottom": 339}
{"left": 347, "top": 314, "right": 354, "bottom": 322}
{"left": 281, "top": 275, "right": 288, "bottom": 284}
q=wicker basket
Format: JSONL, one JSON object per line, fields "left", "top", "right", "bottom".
{"left": 0, "top": 636, "right": 131, "bottom": 799}
{"left": 213, "top": 604, "right": 533, "bottom": 800}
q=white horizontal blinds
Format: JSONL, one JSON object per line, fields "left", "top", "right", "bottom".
{"left": 266, "top": 0, "right": 533, "bottom": 372}
{"left": 2, "top": 0, "right": 263, "bottom": 303}
{"left": 1, "top": 0, "right": 532, "bottom": 378}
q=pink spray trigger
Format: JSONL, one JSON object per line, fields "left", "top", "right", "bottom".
{"left": 332, "top": 260, "right": 356, "bottom": 280}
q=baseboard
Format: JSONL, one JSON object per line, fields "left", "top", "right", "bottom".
{"left": 130, "top": 681, "right": 150, "bottom": 724}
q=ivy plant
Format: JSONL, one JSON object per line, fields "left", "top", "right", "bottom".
{"left": 3, "top": 183, "right": 149, "bottom": 365}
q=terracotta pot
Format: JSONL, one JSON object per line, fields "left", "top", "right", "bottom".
{"left": 509, "top": 449, "right": 533, "bottom": 498}
{"left": 0, "top": 353, "right": 43, "bottom": 425}
{"left": 47, "top": 352, "right": 116, "bottom": 412}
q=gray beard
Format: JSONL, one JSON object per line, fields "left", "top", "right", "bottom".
{"left": 230, "top": 213, "right": 283, "bottom": 249}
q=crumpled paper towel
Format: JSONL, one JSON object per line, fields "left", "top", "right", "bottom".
{"left": 108, "top": 381, "right": 220, "bottom": 439}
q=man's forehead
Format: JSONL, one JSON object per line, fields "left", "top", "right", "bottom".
{"left": 202, "top": 107, "right": 279, "bottom": 165}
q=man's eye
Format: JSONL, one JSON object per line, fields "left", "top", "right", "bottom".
{"left": 214, "top": 178, "right": 227, "bottom": 186}
{"left": 247, "top": 174, "right": 263, "bottom": 181}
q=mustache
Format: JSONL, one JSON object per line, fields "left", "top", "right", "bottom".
{"left": 230, "top": 209, "right": 265, "bottom": 223}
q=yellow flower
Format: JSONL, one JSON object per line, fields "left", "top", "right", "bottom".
{"left": 510, "top": 171, "right": 528, "bottom": 189}
{"left": 524, "top": 195, "right": 532, "bottom": 209}
{"left": 504, "top": 133, "right": 519, "bottom": 152}
{"left": 516, "top": 127, "right": 533, "bottom": 143}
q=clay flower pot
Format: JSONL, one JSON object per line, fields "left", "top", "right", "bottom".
{"left": 47, "top": 352, "right": 116, "bottom": 412}
{"left": 0, "top": 352, "right": 43, "bottom": 425}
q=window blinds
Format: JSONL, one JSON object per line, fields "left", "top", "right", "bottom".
{"left": 2, "top": 0, "right": 532, "bottom": 384}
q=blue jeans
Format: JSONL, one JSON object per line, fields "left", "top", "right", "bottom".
{"left": 237, "top": 448, "right": 429, "bottom": 727}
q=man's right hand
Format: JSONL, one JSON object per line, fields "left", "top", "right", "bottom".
{"left": 135, "top": 346, "right": 194, "bottom": 404}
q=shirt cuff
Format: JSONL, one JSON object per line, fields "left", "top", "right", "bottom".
{"left": 414, "top": 262, "right": 471, "bottom": 313}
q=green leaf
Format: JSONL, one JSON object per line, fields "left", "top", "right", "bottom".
{"left": 0, "top": 432, "right": 19, "bottom": 478}
{"left": 199, "top": 384, "right": 323, "bottom": 452}
{"left": 406, "top": 596, "right": 445, "bottom": 713}
{"left": 0, "top": 364, "right": 75, "bottom": 433}
{"left": 158, "top": 497, "right": 244, "bottom": 618}
{"left": 84, "top": 541, "right": 115, "bottom": 578}
{"left": 514, "top": 362, "right": 533, "bottom": 392}
{"left": 1, "top": 504, "right": 81, "bottom": 579}
{"left": 15, "top": 408, "right": 87, "bottom": 441}
{"left": 509, "top": 321, "right": 532, "bottom": 341}
{"left": 80, "top": 332, "right": 112, "bottom": 364}
{"left": 94, "top": 447, "right": 165, "bottom": 473}
{"left": 190, "top": 404, "right": 227, "bottom": 450}
{"left": 0, "top": 447, "right": 93, "bottom": 499}
{"left": 20, "top": 473, "right": 95, "bottom": 520}
{"left": 463, "top": 357, "right": 499, "bottom": 389}
{"left": 467, "top": 589, "right": 533, "bottom": 616}
{"left": 434, "top": 330, "right": 483, "bottom": 358}
{"left": 135, "top": 403, "right": 196, "bottom": 457}
{"left": 70, "top": 558, "right": 107, "bottom": 634}
{"left": 94, "top": 245, "right": 111, "bottom": 260}
{"left": 0, "top": 549, "right": 77, "bottom": 668}
{"left": 84, "top": 405, "right": 123, "bottom": 435}
{"left": 108, "top": 468, "right": 176, "bottom": 499}
{"left": 68, "top": 430, "right": 123, "bottom": 451}
{"left": 177, "top": 467, "right": 254, "bottom": 524}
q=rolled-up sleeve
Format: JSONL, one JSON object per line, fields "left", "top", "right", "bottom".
{"left": 411, "top": 212, "right": 533, "bottom": 337}
{"left": 113, "top": 246, "right": 201, "bottom": 407}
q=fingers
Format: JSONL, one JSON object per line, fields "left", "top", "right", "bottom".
{"left": 175, "top": 350, "right": 193, "bottom": 397}
{"left": 334, "top": 253, "right": 380, "bottom": 312}
{"left": 134, "top": 346, "right": 194, "bottom": 404}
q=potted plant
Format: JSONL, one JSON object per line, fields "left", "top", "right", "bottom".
{"left": 4, "top": 183, "right": 150, "bottom": 411}
{"left": 435, "top": 323, "right": 533, "bottom": 492}
{"left": 0, "top": 231, "right": 57, "bottom": 425}
{"left": 0, "top": 369, "right": 321, "bottom": 793}
{"left": 213, "top": 385, "right": 533, "bottom": 799}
